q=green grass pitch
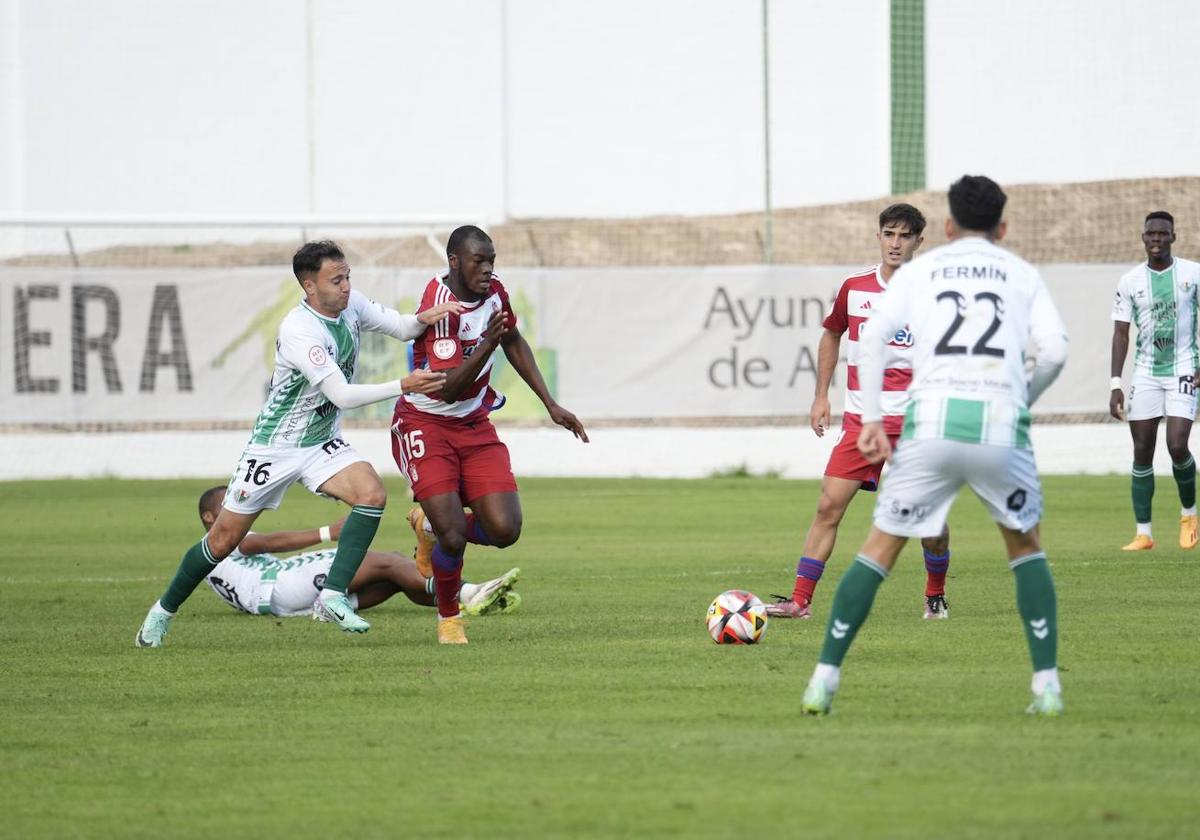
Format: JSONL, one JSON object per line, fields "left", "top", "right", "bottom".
{"left": 1, "top": 474, "right": 1198, "bottom": 839}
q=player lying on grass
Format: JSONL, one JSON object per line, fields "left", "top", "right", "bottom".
{"left": 197, "top": 487, "right": 521, "bottom": 619}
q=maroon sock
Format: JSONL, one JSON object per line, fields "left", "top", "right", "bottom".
{"left": 464, "top": 514, "right": 492, "bottom": 546}
{"left": 432, "top": 543, "right": 463, "bottom": 618}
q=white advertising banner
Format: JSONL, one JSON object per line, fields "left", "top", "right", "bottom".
{"left": 0, "top": 264, "right": 1124, "bottom": 425}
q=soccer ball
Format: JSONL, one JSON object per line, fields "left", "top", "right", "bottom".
{"left": 706, "top": 589, "right": 769, "bottom": 644}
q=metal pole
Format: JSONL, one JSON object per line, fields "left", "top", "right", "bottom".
{"left": 761, "top": 0, "right": 773, "bottom": 263}
{"left": 305, "top": 0, "right": 317, "bottom": 218}
{"left": 499, "top": 0, "right": 511, "bottom": 223}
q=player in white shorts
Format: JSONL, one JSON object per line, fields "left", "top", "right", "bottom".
{"left": 196, "top": 487, "right": 522, "bottom": 619}
{"left": 137, "top": 240, "right": 461, "bottom": 648}
{"left": 799, "top": 175, "right": 1070, "bottom": 717}
{"left": 1109, "top": 211, "right": 1200, "bottom": 551}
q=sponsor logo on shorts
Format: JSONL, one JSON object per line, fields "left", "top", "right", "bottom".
{"left": 1006, "top": 489, "right": 1027, "bottom": 512}
{"left": 882, "top": 496, "right": 929, "bottom": 523}
{"left": 309, "top": 345, "right": 327, "bottom": 366}
{"left": 433, "top": 338, "right": 456, "bottom": 360}
{"left": 235, "top": 489, "right": 250, "bottom": 503}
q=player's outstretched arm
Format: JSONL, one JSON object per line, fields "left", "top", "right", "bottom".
{"left": 357, "top": 292, "right": 464, "bottom": 341}
{"left": 502, "top": 326, "right": 589, "bottom": 442}
{"left": 319, "top": 367, "right": 444, "bottom": 409}
{"left": 238, "top": 517, "right": 345, "bottom": 555}
{"left": 417, "top": 301, "right": 464, "bottom": 326}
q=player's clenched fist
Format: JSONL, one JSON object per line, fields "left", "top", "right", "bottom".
{"left": 856, "top": 422, "right": 892, "bottom": 464}
{"left": 484, "top": 309, "right": 511, "bottom": 345}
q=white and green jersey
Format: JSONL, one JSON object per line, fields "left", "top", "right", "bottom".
{"left": 858, "top": 237, "right": 1068, "bottom": 449}
{"left": 206, "top": 545, "right": 336, "bottom": 616}
{"left": 1112, "top": 258, "right": 1200, "bottom": 377}
{"left": 249, "top": 290, "right": 426, "bottom": 448}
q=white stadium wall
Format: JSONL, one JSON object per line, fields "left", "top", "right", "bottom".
{"left": 0, "top": 264, "right": 1151, "bottom": 480}
{"left": 1, "top": 0, "right": 1198, "bottom": 226}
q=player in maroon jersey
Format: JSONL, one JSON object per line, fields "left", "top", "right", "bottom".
{"left": 765, "top": 204, "right": 953, "bottom": 621}
{"left": 391, "top": 225, "right": 588, "bottom": 643}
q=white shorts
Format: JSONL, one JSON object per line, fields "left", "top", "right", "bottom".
{"left": 873, "top": 438, "right": 1043, "bottom": 538}
{"left": 223, "top": 437, "right": 368, "bottom": 514}
{"left": 1126, "top": 371, "right": 1197, "bottom": 421}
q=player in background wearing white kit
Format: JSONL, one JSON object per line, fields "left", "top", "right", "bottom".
{"left": 800, "top": 176, "right": 1070, "bottom": 717}
{"left": 195, "top": 487, "right": 522, "bottom": 619}
{"left": 136, "top": 241, "right": 460, "bottom": 647}
{"left": 1109, "top": 211, "right": 1200, "bottom": 551}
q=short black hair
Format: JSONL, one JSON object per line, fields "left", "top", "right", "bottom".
{"left": 879, "top": 203, "right": 926, "bottom": 237}
{"left": 293, "top": 240, "right": 345, "bottom": 281}
{"left": 1145, "top": 210, "right": 1175, "bottom": 228}
{"left": 948, "top": 175, "right": 1007, "bottom": 233}
{"left": 446, "top": 225, "right": 492, "bottom": 258}
{"left": 198, "top": 485, "right": 225, "bottom": 524}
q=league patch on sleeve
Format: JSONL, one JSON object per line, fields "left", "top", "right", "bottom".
{"left": 309, "top": 345, "right": 328, "bottom": 366}
{"left": 433, "top": 338, "right": 456, "bottom": 360}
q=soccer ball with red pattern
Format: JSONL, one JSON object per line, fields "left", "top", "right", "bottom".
{"left": 706, "top": 590, "right": 769, "bottom": 644}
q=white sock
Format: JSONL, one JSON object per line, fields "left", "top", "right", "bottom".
{"left": 318, "top": 588, "right": 343, "bottom": 603}
{"left": 1183, "top": 506, "right": 1197, "bottom": 517}
{"left": 1031, "top": 668, "right": 1061, "bottom": 695}
{"left": 1136, "top": 522, "right": 1153, "bottom": 538}
{"left": 811, "top": 663, "right": 841, "bottom": 694}
{"left": 151, "top": 601, "right": 175, "bottom": 617}
{"left": 438, "top": 612, "right": 461, "bottom": 622}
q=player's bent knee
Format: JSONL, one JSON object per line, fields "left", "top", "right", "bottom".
{"left": 488, "top": 521, "right": 522, "bottom": 548}
{"left": 356, "top": 484, "right": 387, "bottom": 510}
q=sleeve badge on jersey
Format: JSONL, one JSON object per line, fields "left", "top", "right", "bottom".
{"left": 433, "top": 338, "right": 456, "bottom": 360}
{"left": 309, "top": 345, "right": 328, "bottom": 366}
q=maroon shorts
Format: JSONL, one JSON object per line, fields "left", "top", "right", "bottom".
{"left": 824, "top": 420, "right": 901, "bottom": 492}
{"left": 391, "top": 405, "right": 518, "bottom": 502}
